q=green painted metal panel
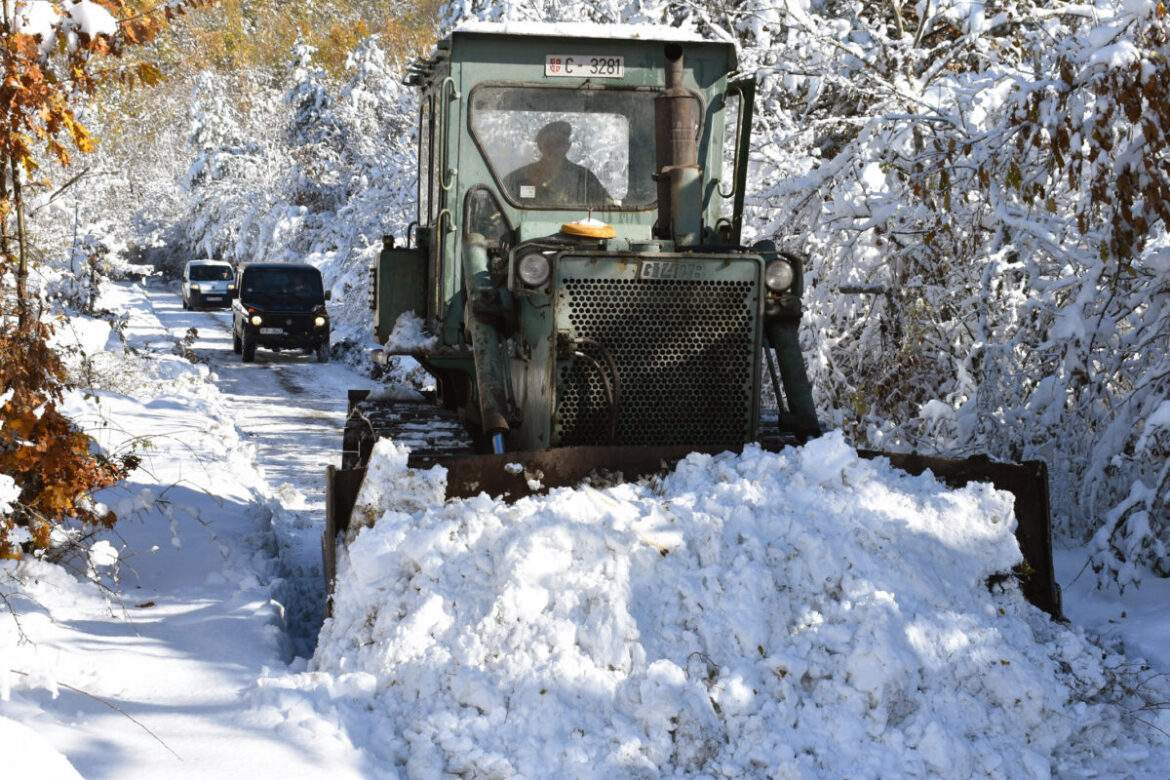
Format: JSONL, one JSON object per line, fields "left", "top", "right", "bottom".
{"left": 374, "top": 246, "right": 427, "bottom": 345}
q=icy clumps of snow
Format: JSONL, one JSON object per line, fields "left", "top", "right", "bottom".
{"left": 383, "top": 312, "right": 438, "bottom": 352}
{"left": 1088, "top": 40, "right": 1142, "bottom": 70}
{"left": 0, "top": 474, "right": 18, "bottom": 514}
{"left": 341, "top": 437, "right": 448, "bottom": 542}
{"left": 15, "top": 0, "right": 117, "bottom": 59}
{"left": 63, "top": 0, "right": 117, "bottom": 39}
{"left": 14, "top": 1, "right": 60, "bottom": 45}
{"left": 311, "top": 431, "right": 1166, "bottom": 777}
{"left": 86, "top": 539, "right": 119, "bottom": 572}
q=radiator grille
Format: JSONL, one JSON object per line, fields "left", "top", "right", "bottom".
{"left": 554, "top": 276, "right": 758, "bottom": 446}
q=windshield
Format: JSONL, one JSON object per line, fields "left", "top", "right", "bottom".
{"left": 470, "top": 85, "right": 658, "bottom": 210}
{"left": 240, "top": 267, "right": 324, "bottom": 304}
{"left": 190, "top": 265, "right": 232, "bottom": 282}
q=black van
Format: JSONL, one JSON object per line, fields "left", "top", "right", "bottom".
{"left": 231, "top": 263, "right": 331, "bottom": 363}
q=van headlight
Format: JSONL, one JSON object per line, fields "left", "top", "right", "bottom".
{"left": 765, "top": 259, "right": 795, "bottom": 293}
{"left": 189, "top": 283, "right": 201, "bottom": 292}
{"left": 314, "top": 316, "right": 327, "bottom": 327}
{"left": 250, "top": 314, "right": 263, "bottom": 326}
{"left": 517, "top": 251, "right": 551, "bottom": 287}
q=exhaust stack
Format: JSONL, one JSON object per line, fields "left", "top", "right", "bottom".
{"left": 654, "top": 44, "right": 702, "bottom": 246}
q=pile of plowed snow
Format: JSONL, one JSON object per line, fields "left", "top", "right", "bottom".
{"left": 305, "top": 432, "right": 1168, "bottom": 778}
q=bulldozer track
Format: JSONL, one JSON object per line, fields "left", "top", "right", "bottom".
{"left": 341, "top": 392, "right": 477, "bottom": 471}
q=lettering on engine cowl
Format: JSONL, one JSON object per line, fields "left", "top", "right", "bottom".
{"left": 639, "top": 261, "right": 704, "bottom": 281}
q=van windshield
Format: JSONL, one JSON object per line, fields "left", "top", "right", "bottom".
{"left": 190, "top": 265, "right": 232, "bottom": 282}
{"left": 240, "top": 267, "right": 324, "bottom": 304}
{"left": 469, "top": 86, "right": 658, "bottom": 210}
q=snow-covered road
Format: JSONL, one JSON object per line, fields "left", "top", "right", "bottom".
{"left": 2, "top": 279, "right": 378, "bottom": 778}
{"left": 152, "top": 285, "right": 373, "bottom": 652}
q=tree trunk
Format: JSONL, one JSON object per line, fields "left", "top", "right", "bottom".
{"left": 1, "top": 157, "right": 8, "bottom": 259}
{"left": 10, "top": 155, "right": 29, "bottom": 332}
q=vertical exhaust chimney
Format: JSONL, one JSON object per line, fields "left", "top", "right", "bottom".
{"left": 654, "top": 44, "right": 702, "bottom": 246}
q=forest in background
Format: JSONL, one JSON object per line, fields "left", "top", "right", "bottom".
{"left": 7, "top": 0, "right": 1169, "bottom": 592}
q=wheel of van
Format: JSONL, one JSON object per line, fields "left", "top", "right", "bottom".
{"left": 242, "top": 330, "right": 256, "bottom": 362}
{"left": 232, "top": 329, "right": 242, "bottom": 355}
{"left": 316, "top": 341, "right": 329, "bottom": 363}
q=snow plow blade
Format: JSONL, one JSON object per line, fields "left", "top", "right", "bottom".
{"left": 325, "top": 445, "right": 1060, "bottom": 618}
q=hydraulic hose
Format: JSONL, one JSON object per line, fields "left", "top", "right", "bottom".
{"left": 576, "top": 338, "right": 622, "bottom": 444}
{"left": 462, "top": 233, "right": 511, "bottom": 440}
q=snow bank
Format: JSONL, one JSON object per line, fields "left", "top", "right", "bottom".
{"left": 0, "top": 715, "right": 83, "bottom": 779}
{"left": 308, "top": 432, "right": 1168, "bottom": 777}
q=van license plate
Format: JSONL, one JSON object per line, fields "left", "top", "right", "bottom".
{"left": 260, "top": 328, "right": 283, "bottom": 335}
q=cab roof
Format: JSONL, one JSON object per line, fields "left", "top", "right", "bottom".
{"left": 408, "top": 24, "right": 739, "bottom": 87}
{"left": 238, "top": 262, "right": 322, "bottom": 272}
{"left": 450, "top": 21, "right": 712, "bottom": 43}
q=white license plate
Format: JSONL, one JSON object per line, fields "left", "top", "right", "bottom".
{"left": 259, "top": 328, "right": 284, "bottom": 335}
{"left": 545, "top": 54, "right": 624, "bottom": 79}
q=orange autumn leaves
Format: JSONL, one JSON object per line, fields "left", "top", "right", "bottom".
{"left": 0, "top": 319, "right": 138, "bottom": 558}
{"left": 2, "top": 2, "right": 201, "bottom": 558}
{"left": 2, "top": 1, "right": 209, "bottom": 174}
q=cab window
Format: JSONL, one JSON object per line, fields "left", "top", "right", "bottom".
{"left": 469, "top": 85, "right": 658, "bottom": 210}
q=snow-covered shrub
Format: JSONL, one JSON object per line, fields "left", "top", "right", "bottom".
{"left": 184, "top": 70, "right": 292, "bottom": 265}
{"left": 712, "top": 0, "right": 1170, "bottom": 587}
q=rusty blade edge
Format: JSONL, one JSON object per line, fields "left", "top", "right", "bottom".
{"left": 409, "top": 443, "right": 742, "bottom": 500}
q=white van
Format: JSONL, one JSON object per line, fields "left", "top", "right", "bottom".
{"left": 182, "top": 260, "right": 235, "bottom": 309}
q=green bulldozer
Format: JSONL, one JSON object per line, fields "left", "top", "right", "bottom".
{"left": 324, "top": 26, "right": 1061, "bottom": 618}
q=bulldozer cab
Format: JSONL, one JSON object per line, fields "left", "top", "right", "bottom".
{"left": 375, "top": 28, "right": 755, "bottom": 349}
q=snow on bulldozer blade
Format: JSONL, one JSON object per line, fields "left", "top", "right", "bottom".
{"left": 326, "top": 439, "right": 1061, "bottom": 618}
{"left": 309, "top": 432, "right": 1170, "bottom": 778}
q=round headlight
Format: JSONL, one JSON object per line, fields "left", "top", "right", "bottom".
{"left": 314, "top": 316, "right": 326, "bottom": 327}
{"left": 517, "top": 252, "right": 551, "bottom": 287}
{"left": 250, "top": 314, "right": 263, "bottom": 326}
{"left": 765, "top": 259, "right": 795, "bottom": 293}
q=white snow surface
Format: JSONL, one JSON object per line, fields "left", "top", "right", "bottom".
{"left": 2, "top": 279, "right": 1170, "bottom": 778}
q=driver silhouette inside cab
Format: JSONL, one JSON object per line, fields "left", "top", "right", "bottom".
{"left": 504, "top": 121, "right": 612, "bottom": 207}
